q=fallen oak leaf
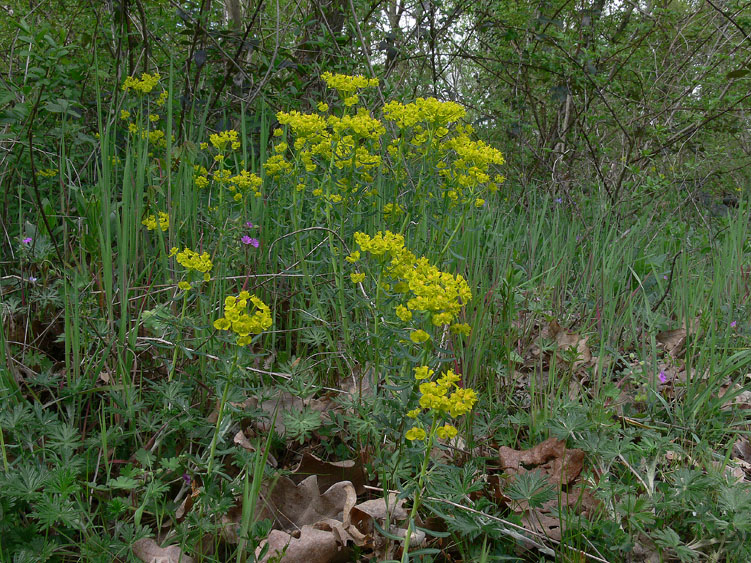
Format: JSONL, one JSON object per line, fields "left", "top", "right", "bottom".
{"left": 656, "top": 328, "right": 686, "bottom": 357}
{"left": 349, "top": 494, "right": 408, "bottom": 536}
{"left": 257, "top": 475, "right": 357, "bottom": 530}
{"left": 292, "top": 451, "right": 367, "bottom": 495}
{"left": 132, "top": 538, "right": 194, "bottom": 563}
{"left": 498, "top": 437, "right": 585, "bottom": 486}
{"left": 256, "top": 524, "right": 351, "bottom": 563}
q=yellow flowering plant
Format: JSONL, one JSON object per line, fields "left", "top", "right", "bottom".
{"left": 400, "top": 364, "right": 478, "bottom": 558}
{"left": 168, "top": 247, "right": 213, "bottom": 292}
{"left": 141, "top": 212, "right": 169, "bottom": 232}
{"left": 213, "top": 291, "right": 273, "bottom": 346}
{"left": 349, "top": 230, "right": 473, "bottom": 342}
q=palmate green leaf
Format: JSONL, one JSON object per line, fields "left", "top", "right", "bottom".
{"left": 505, "top": 470, "right": 555, "bottom": 509}
{"left": 30, "top": 495, "right": 81, "bottom": 531}
{"left": 45, "top": 466, "right": 81, "bottom": 497}
{"left": 283, "top": 409, "right": 322, "bottom": 444}
{"left": 107, "top": 476, "right": 140, "bottom": 491}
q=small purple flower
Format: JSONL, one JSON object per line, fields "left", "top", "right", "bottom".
{"left": 182, "top": 473, "right": 191, "bottom": 484}
{"left": 663, "top": 275, "right": 668, "bottom": 280}
{"left": 731, "top": 321, "right": 737, "bottom": 328}
{"left": 658, "top": 370, "right": 668, "bottom": 384}
{"left": 241, "top": 235, "right": 260, "bottom": 248}
{"left": 554, "top": 197, "right": 562, "bottom": 204}
{"left": 22, "top": 237, "right": 32, "bottom": 245}
{"left": 245, "top": 221, "right": 253, "bottom": 229}
{"left": 28, "top": 276, "right": 37, "bottom": 283}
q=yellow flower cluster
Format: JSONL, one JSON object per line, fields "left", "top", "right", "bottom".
{"left": 350, "top": 231, "right": 472, "bottom": 334}
{"left": 169, "top": 247, "right": 213, "bottom": 282}
{"left": 321, "top": 71, "right": 378, "bottom": 103}
{"left": 36, "top": 168, "right": 58, "bottom": 178}
{"left": 227, "top": 170, "right": 263, "bottom": 200}
{"left": 383, "top": 202, "right": 404, "bottom": 221}
{"left": 213, "top": 291, "right": 273, "bottom": 346}
{"left": 209, "top": 130, "right": 241, "bottom": 152}
{"left": 270, "top": 107, "right": 384, "bottom": 199}
{"left": 126, "top": 121, "right": 168, "bottom": 147}
{"left": 329, "top": 110, "right": 385, "bottom": 140}
{"left": 383, "top": 98, "right": 466, "bottom": 129}
{"left": 262, "top": 154, "right": 293, "bottom": 177}
{"left": 122, "top": 72, "right": 161, "bottom": 94}
{"left": 277, "top": 111, "right": 330, "bottom": 149}
{"left": 142, "top": 212, "right": 169, "bottom": 231}
{"left": 406, "top": 366, "right": 478, "bottom": 441}
{"left": 193, "top": 165, "right": 209, "bottom": 189}
{"left": 441, "top": 130, "right": 505, "bottom": 201}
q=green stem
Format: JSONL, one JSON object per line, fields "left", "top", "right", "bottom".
{"left": 207, "top": 347, "right": 239, "bottom": 476}
{"left": 438, "top": 207, "right": 468, "bottom": 260}
{"left": 401, "top": 416, "right": 438, "bottom": 562}
{"left": 167, "top": 292, "right": 189, "bottom": 382}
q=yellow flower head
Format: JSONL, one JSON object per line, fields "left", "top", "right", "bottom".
{"left": 436, "top": 424, "right": 458, "bottom": 440}
{"left": 213, "top": 292, "right": 273, "bottom": 345}
{"left": 405, "top": 427, "right": 427, "bottom": 441}
{"left": 174, "top": 247, "right": 213, "bottom": 274}
{"left": 209, "top": 129, "right": 240, "bottom": 152}
{"left": 122, "top": 72, "right": 161, "bottom": 94}
{"left": 410, "top": 329, "right": 430, "bottom": 344}
{"left": 141, "top": 212, "right": 169, "bottom": 231}
{"left": 414, "top": 366, "right": 434, "bottom": 380}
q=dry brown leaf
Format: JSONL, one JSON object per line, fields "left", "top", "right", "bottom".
{"left": 132, "top": 538, "right": 194, "bottom": 563}
{"left": 257, "top": 475, "right": 357, "bottom": 530}
{"left": 256, "top": 525, "right": 349, "bottom": 563}
{"left": 349, "top": 494, "right": 407, "bottom": 536}
{"left": 314, "top": 518, "right": 370, "bottom": 548}
{"left": 498, "top": 437, "right": 585, "bottom": 486}
{"left": 208, "top": 392, "right": 335, "bottom": 436}
{"left": 539, "top": 321, "right": 593, "bottom": 368}
{"left": 733, "top": 438, "right": 751, "bottom": 463}
{"left": 656, "top": 328, "right": 686, "bottom": 357}
{"left": 292, "top": 452, "right": 367, "bottom": 495}
{"left": 233, "top": 429, "right": 278, "bottom": 467}
{"left": 719, "top": 382, "right": 751, "bottom": 410}
{"left": 521, "top": 507, "right": 563, "bottom": 542}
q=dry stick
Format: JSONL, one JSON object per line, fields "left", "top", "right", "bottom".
{"left": 651, "top": 250, "right": 682, "bottom": 312}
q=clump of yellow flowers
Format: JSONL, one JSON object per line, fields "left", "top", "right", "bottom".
{"left": 350, "top": 231, "right": 472, "bottom": 338}
{"left": 141, "top": 212, "right": 169, "bottom": 231}
{"left": 169, "top": 247, "right": 213, "bottom": 291}
{"left": 262, "top": 72, "right": 504, "bottom": 214}
{"left": 405, "top": 365, "right": 478, "bottom": 441}
{"left": 122, "top": 72, "right": 160, "bottom": 94}
{"left": 213, "top": 291, "right": 273, "bottom": 345}
{"left": 209, "top": 130, "right": 241, "bottom": 153}
{"left": 382, "top": 97, "right": 466, "bottom": 129}
{"left": 320, "top": 71, "right": 379, "bottom": 107}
